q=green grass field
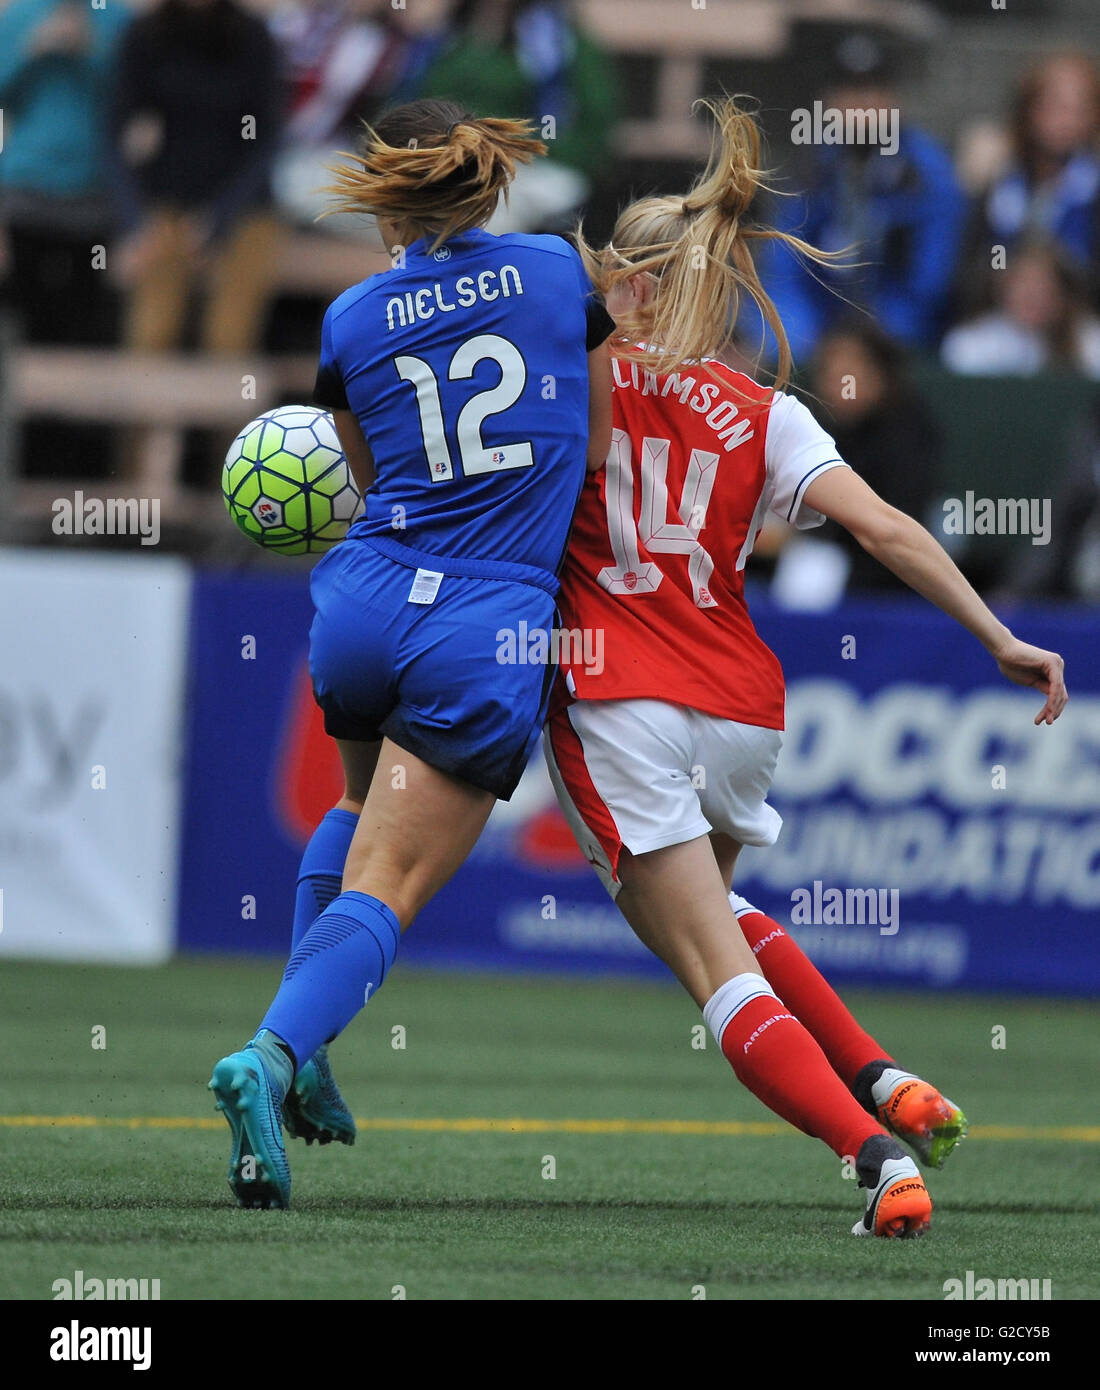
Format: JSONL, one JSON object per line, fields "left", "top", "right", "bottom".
{"left": 1, "top": 956, "right": 1097, "bottom": 1301}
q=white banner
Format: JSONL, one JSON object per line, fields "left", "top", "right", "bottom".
{"left": 0, "top": 549, "right": 190, "bottom": 963}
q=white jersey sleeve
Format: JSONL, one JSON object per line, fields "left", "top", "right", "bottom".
{"left": 763, "top": 391, "right": 849, "bottom": 529}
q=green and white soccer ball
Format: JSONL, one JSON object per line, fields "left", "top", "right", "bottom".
{"left": 222, "top": 405, "right": 360, "bottom": 554}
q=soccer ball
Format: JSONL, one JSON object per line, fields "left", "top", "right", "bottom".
{"left": 222, "top": 406, "right": 360, "bottom": 554}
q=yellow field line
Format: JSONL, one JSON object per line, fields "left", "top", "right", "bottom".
{"left": 0, "top": 1115, "right": 1098, "bottom": 1141}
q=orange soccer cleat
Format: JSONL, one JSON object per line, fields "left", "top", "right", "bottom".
{"left": 851, "top": 1136, "right": 933, "bottom": 1238}
{"left": 873, "top": 1070, "right": 969, "bottom": 1169}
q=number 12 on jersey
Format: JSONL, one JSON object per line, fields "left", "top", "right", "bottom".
{"left": 395, "top": 332, "right": 535, "bottom": 483}
{"left": 598, "top": 428, "right": 721, "bottom": 609}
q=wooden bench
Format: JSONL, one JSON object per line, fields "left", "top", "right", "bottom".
{"left": 0, "top": 231, "right": 389, "bottom": 524}
{"left": 276, "top": 231, "right": 387, "bottom": 296}
{"left": 1, "top": 346, "right": 320, "bottom": 527}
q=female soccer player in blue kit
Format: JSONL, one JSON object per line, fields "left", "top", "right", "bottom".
{"left": 209, "top": 99, "right": 616, "bottom": 1208}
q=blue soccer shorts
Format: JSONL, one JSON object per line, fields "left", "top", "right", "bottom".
{"left": 309, "top": 536, "right": 557, "bottom": 800}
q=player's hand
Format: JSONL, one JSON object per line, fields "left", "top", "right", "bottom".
{"left": 991, "top": 636, "right": 1067, "bottom": 726}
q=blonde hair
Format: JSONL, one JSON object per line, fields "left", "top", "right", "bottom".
{"left": 322, "top": 99, "right": 546, "bottom": 252}
{"left": 577, "top": 97, "right": 843, "bottom": 390}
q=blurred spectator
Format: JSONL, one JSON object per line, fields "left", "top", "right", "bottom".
{"left": 268, "top": 0, "right": 411, "bottom": 232}
{"left": 777, "top": 320, "right": 942, "bottom": 599}
{"left": 942, "top": 238, "right": 1100, "bottom": 378}
{"left": 0, "top": 0, "right": 129, "bottom": 345}
{"left": 760, "top": 32, "right": 966, "bottom": 360}
{"left": 411, "top": 0, "right": 620, "bottom": 233}
{"left": 1002, "top": 394, "right": 1100, "bottom": 601}
{"left": 109, "top": 0, "right": 285, "bottom": 356}
{"left": 967, "top": 54, "right": 1100, "bottom": 291}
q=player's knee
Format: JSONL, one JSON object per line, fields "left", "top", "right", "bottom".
{"left": 340, "top": 857, "right": 416, "bottom": 929}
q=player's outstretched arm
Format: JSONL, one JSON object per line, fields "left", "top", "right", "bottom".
{"left": 331, "top": 409, "right": 376, "bottom": 496}
{"left": 803, "top": 467, "right": 1068, "bottom": 726}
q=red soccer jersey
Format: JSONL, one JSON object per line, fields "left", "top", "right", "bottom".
{"left": 556, "top": 352, "right": 848, "bottom": 729}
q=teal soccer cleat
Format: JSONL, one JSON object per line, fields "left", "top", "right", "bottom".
{"left": 209, "top": 1042, "right": 291, "bottom": 1209}
{"left": 283, "top": 1045, "right": 357, "bottom": 1147}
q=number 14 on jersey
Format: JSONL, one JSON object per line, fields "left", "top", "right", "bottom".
{"left": 598, "top": 428, "right": 721, "bottom": 609}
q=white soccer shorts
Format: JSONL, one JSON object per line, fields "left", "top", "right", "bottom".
{"left": 543, "top": 697, "right": 783, "bottom": 898}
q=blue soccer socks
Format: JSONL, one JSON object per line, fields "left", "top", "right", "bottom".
{"left": 291, "top": 808, "right": 359, "bottom": 952}
{"left": 261, "top": 891, "right": 400, "bottom": 1068}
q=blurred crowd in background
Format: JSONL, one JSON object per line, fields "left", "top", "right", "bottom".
{"left": 1, "top": 0, "right": 1099, "bottom": 603}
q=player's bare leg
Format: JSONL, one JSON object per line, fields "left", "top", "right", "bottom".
{"left": 335, "top": 737, "right": 380, "bottom": 814}
{"left": 709, "top": 831, "right": 968, "bottom": 1169}
{"left": 340, "top": 739, "right": 496, "bottom": 927}
{"left": 273, "top": 739, "right": 496, "bottom": 1152}
{"left": 212, "top": 739, "right": 496, "bottom": 1207}
{"left": 709, "top": 831, "right": 741, "bottom": 890}
{"left": 615, "top": 835, "right": 932, "bottom": 1236}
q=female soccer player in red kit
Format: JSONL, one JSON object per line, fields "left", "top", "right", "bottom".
{"left": 546, "top": 99, "right": 1068, "bottom": 1237}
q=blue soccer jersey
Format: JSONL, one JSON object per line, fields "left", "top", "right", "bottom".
{"left": 314, "top": 227, "right": 614, "bottom": 580}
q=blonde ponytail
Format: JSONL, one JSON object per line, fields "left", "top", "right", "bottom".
{"left": 577, "top": 97, "right": 845, "bottom": 390}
